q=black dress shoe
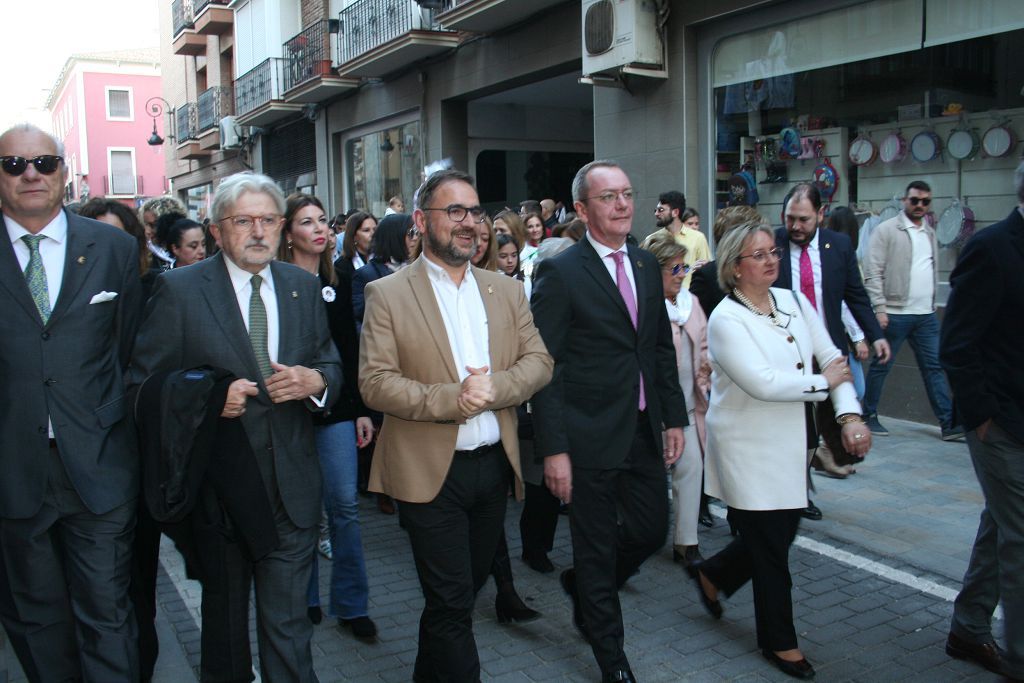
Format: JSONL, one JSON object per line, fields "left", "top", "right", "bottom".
{"left": 339, "top": 616, "right": 378, "bottom": 642}
{"left": 603, "top": 669, "right": 636, "bottom": 683}
{"left": 560, "top": 568, "right": 589, "bottom": 642}
{"left": 946, "top": 632, "right": 1005, "bottom": 674}
{"left": 522, "top": 551, "right": 555, "bottom": 573}
{"left": 685, "top": 561, "right": 722, "bottom": 619}
{"left": 672, "top": 545, "right": 703, "bottom": 568}
{"left": 495, "top": 590, "right": 541, "bottom": 624}
{"left": 761, "top": 649, "right": 815, "bottom": 679}
{"left": 801, "top": 501, "right": 823, "bottom": 521}
{"left": 307, "top": 605, "right": 323, "bottom": 625}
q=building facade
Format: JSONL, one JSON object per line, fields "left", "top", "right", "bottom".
{"left": 45, "top": 49, "right": 166, "bottom": 207}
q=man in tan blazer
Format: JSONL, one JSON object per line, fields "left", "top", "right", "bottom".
{"left": 359, "top": 169, "right": 552, "bottom": 682}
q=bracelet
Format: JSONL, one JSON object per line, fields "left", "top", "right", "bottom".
{"left": 836, "top": 413, "right": 864, "bottom": 425}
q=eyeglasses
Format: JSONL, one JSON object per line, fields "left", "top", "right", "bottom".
{"left": 587, "top": 189, "right": 635, "bottom": 204}
{"left": 406, "top": 227, "right": 420, "bottom": 239}
{"left": 736, "top": 247, "right": 784, "bottom": 263}
{"left": 422, "top": 205, "right": 487, "bottom": 224}
{"left": 663, "top": 263, "right": 690, "bottom": 276}
{"left": 0, "top": 155, "right": 64, "bottom": 176}
{"left": 906, "top": 197, "right": 932, "bottom": 206}
{"left": 219, "top": 214, "right": 284, "bottom": 231}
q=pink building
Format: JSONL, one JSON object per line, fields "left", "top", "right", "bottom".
{"left": 46, "top": 48, "right": 165, "bottom": 207}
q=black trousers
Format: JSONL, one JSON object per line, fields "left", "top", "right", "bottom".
{"left": 570, "top": 416, "right": 668, "bottom": 675}
{"left": 399, "top": 444, "right": 511, "bottom": 683}
{"left": 700, "top": 507, "right": 803, "bottom": 651}
{"left": 519, "top": 481, "right": 561, "bottom": 560}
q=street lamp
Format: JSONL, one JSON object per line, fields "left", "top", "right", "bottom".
{"left": 145, "top": 96, "right": 172, "bottom": 146}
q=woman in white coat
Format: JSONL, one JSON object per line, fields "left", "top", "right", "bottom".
{"left": 688, "top": 222, "right": 872, "bottom": 680}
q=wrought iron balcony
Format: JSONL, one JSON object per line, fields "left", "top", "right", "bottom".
{"left": 235, "top": 58, "right": 303, "bottom": 125}
{"left": 337, "top": 0, "right": 458, "bottom": 77}
{"left": 283, "top": 20, "right": 338, "bottom": 93}
{"left": 175, "top": 102, "right": 199, "bottom": 142}
{"left": 194, "top": 0, "right": 228, "bottom": 12}
{"left": 172, "top": 0, "right": 195, "bottom": 37}
{"left": 197, "top": 86, "right": 234, "bottom": 133}
{"left": 435, "top": 0, "right": 569, "bottom": 33}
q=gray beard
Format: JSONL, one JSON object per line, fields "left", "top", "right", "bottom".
{"left": 425, "top": 227, "right": 476, "bottom": 267}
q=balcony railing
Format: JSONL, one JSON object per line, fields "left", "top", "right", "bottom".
{"left": 172, "top": 0, "right": 195, "bottom": 37}
{"left": 194, "top": 0, "right": 228, "bottom": 12}
{"left": 283, "top": 20, "right": 339, "bottom": 93}
{"left": 339, "top": 0, "right": 443, "bottom": 64}
{"left": 175, "top": 102, "right": 199, "bottom": 142}
{"left": 235, "top": 58, "right": 287, "bottom": 117}
{"left": 197, "top": 86, "right": 234, "bottom": 133}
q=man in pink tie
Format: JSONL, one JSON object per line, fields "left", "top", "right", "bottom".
{"left": 775, "top": 184, "right": 891, "bottom": 511}
{"left": 530, "top": 160, "right": 687, "bottom": 683}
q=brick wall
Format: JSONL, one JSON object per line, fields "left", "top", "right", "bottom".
{"left": 301, "top": 0, "right": 328, "bottom": 28}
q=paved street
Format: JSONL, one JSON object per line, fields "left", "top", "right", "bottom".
{"left": 0, "top": 417, "right": 1002, "bottom": 681}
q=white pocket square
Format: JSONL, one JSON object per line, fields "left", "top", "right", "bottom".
{"left": 89, "top": 291, "right": 118, "bottom": 304}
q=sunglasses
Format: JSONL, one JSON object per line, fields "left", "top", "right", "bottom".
{"left": 664, "top": 263, "right": 691, "bottom": 276}
{"left": 0, "top": 155, "right": 64, "bottom": 176}
{"left": 907, "top": 197, "right": 932, "bottom": 206}
{"left": 406, "top": 227, "right": 420, "bottom": 239}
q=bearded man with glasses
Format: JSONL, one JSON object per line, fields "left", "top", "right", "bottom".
{"left": 129, "top": 172, "right": 342, "bottom": 682}
{"left": 863, "top": 179, "right": 965, "bottom": 441}
{"left": 0, "top": 124, "right": 143, "bottom": 681}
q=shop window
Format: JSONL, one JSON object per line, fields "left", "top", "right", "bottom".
{"left": 347, "top": 121, "right": 421, "bottom": 217}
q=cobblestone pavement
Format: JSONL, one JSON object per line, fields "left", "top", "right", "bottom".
{"left": 0, "top": 417, "right": 1002, "bottom": 681}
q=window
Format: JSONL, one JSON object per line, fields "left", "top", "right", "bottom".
{"left": 346, "top": 121, "right": 422, "bottom": 217}
{"left": 108, "top": 149, "right": 137, "bottom": 196}
{"left": 106, "top": 87, "right": 133, "bottom": 120}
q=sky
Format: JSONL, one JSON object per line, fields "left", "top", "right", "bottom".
{"left": 0, "top": 0, "right": 160, "bottom": 131}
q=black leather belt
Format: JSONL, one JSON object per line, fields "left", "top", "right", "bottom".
{"left": 454, "top": 443, "right": 501, "bottom": 459}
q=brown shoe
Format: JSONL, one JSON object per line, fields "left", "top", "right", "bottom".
{"left": 376, "top": 493, "right": 395, "bottom": 515}
{"left": 946, "top": 632, "right": 1004, "bottom": 674}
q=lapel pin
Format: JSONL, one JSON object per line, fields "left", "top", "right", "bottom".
{"left": 487, "top": 285, "right": 494, "bottom": 294}
{"left": 824, "top": 243, "right": 831, "bottom": 249}
{"left": 636, "top": 260, "right": 643, "bottom": 268}
{"left": 77, "top": 256, "right": 86, "bottom": 264}
{"left": 291, "top": 291, "right": 299, "bottom": 299}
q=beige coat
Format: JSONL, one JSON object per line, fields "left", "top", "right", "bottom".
{"left": 669, "top": 293, "right": 710, "bottom": 455}
{"left": 359, "top": 258, "right": 553, "bottom": 503}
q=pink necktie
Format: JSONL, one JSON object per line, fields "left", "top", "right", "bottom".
{"left": 610, "top": 252, "right": 646, "bottom": 410}
{"left": 799, "top": 244, "right": 817, "bottom": 311}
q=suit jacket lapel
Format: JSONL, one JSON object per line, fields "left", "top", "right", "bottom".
{"left": 579, "top": 238, "right": 631, "bottom": 324}
{"left": 818, "top": 230, "right": 836, "bottom": 301}
{"left": 47, "top": 216, "right": 98, "bottom": 328}
{"left": 475, "top": 268, "right": 509, "bottom": 369}
{"left": 200, "top": 253, "right": 264, "bottom": 384}
{"left": 272, "top": 262, "right": 301, "bottom": 366}
{"left": 627, "top": 244, "right": 647, "bottom": 333}
{"left": 0, "top": 226, "right": 42, "bottom": 324}
{"left": 774, "top": 228, "right": 793, "bottom": 288}
{"left": 407, "top": 259, "right": 460, "bottom": 383}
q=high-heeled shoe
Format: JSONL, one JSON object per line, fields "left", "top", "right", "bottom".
{"left": 495, "top": 590, "right": 541, "bottom": 624}
{"left": 685, "top": 561, "right": 723, "bottom": 619}
{"left": 761, "top": 649, "right": 815, "bottom": 679}
{"left": 672, "top": 545, "right": 703, "bottom": 568}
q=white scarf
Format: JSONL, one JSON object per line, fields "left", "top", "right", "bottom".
{"left": 665, "top": 292, "right": 693, "bottom": 326}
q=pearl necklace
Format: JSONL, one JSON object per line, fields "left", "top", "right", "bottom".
{"left": 733, "top": 289, "right": 783, "bottom": 326}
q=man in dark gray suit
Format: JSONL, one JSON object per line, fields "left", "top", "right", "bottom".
{"left": 0, "top": 124, "right": 142, "bottom": 680}
{"left": 129, "top": 172, "right": 342, "bottom": 682}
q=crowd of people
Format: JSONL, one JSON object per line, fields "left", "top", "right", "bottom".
{"left": 0, "top": 120, "right": 1020, "bottom": 683}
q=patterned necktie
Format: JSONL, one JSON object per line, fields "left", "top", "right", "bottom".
{"left": 249, "top": 274, "right": 273, "bottom": 378}
{"left": 22, "top": 235, "right": 51, "bottom": 323}
{"left": 610, "top": 251, "right": 646, "bottom": 411}
{"left": 799, "top": 244, "right": 817, "bottom": 311}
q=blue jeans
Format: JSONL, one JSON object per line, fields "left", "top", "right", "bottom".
{"left": 863, "top": 312, "right": 954, "bottom": 428}
{"left": 305, "top": 421, "right": 370, "bottom": 618}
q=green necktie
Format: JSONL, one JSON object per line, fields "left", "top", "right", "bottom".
{"left": 22, "top": 235, "right": 51, "bottom": 323}
{"left": 248, "top": 274, "right": 273, "bottom": 379}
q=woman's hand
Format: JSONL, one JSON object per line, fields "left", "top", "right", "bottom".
{"left": 841, "top": 421, "right": 872, "bottom": 458}
{"left": 822, "top": 357, "right": 852, "bottom": 389}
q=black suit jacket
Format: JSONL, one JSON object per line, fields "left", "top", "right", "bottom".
{"left": 773, "top": 227, "right": 882, "bottom": 352}
{"left": 530, "top": 238, "right": 687, "bottom": 469}
{"left": 0, "top": 211, "right": 141, "bottom": 518}
{"left": 688, "top": 259, "right": 726, "bottom": 317}
{"left": 940, "top": 208, "right": 1024, "bottom": 442}
{"left": 128, "top": 252, "right": 343, "bottom": 528}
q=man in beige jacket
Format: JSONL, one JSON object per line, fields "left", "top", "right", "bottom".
{"left": 359, "top": 169, "right": 552, "bottom": 682}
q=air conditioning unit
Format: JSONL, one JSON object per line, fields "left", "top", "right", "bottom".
{"left": 219, "top": 116, "right": 244, "bottom": 149}
{"left": 581, "top": 0, "right": 663, "bottom": 77}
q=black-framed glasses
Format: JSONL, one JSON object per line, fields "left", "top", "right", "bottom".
{"left": 0, "top": 155, "right": 64, "bottom": 176}
{"left": 663, "top": 263, "right": 690, "bottom": 276}
{"left": 736, "top": 247, "right": 784, "bottom": 263}
{"left": 422, "top": 204, "right": 487, "bottom": 224}
{"left": 406, "top": 227, "right": 420, "bottom": 239}
{"left": 907, "top": 196, "right": 932, "bottom": 206}
{"left": 219, "top": 214, "right": 284, "bottom": 231}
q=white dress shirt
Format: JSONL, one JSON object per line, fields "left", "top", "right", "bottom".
{"left": 585, "top": 231, "right": 637, "bottom": 307}
{"left": 422, "top": 255, "right": 500, "bottom": 450}
{"left": 5, "top": 210, "right": 68, "bottom": 311}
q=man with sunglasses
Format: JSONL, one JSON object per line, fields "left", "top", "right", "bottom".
{"left": 0, "top": 124, "right": 142, "bottom": 680}
{"left": 864, "top": 180, "right": 964, "bottom": 441}
{"left": 359, "top": 169, "right": 552, "bottom": 681}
